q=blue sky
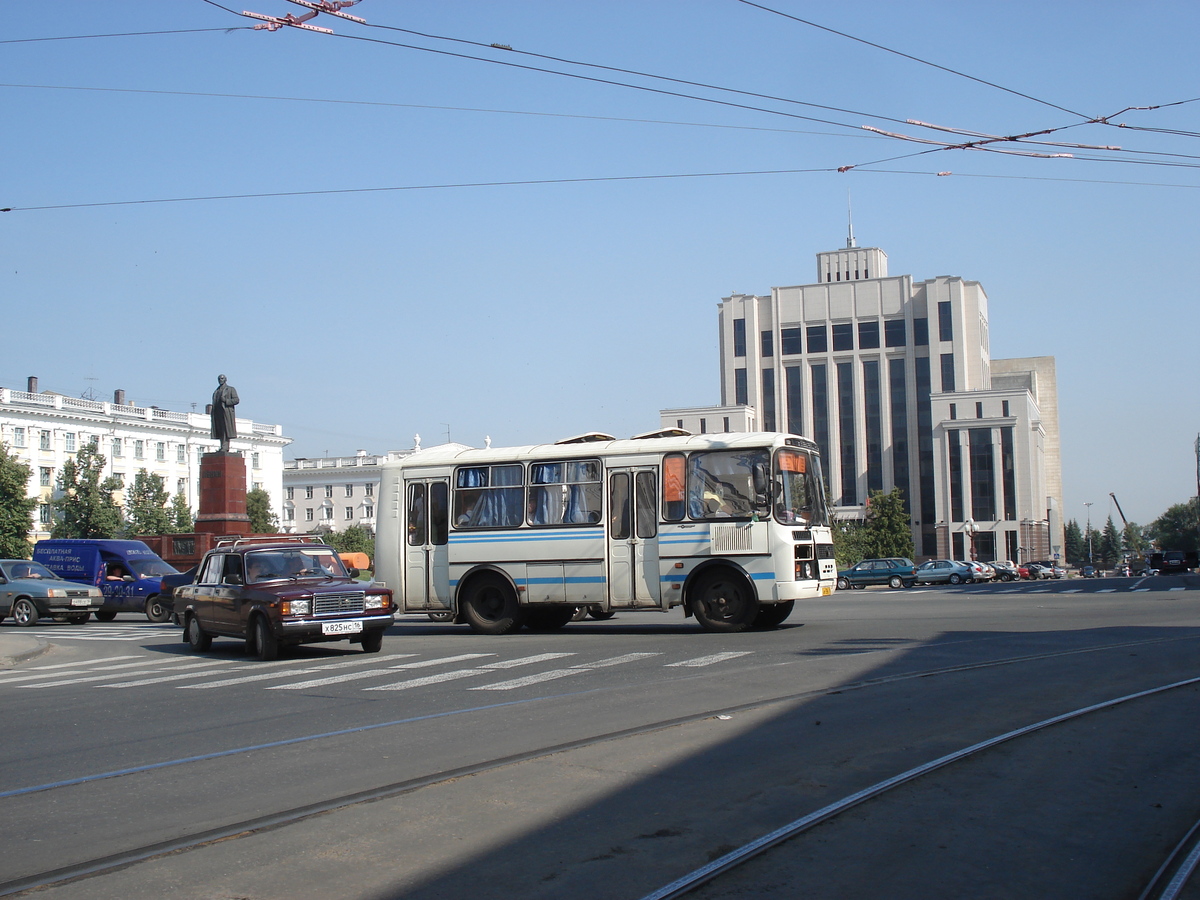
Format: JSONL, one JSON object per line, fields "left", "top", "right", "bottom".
{"left": 3, "top": 1, "right": 1198, "bottom": 528}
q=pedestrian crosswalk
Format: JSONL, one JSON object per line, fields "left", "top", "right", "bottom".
{"left": 0, "top": 647, "right": 757, "bottom": 695}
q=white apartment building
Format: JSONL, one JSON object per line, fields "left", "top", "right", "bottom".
{"left": 282, "top": 449, "right": 413, "bottom": 534}
{"left": 698, "top": 238, "right": 1063, "bottom": 561}
{"left": 0, "top": 378, "right": 291, "bottom": 540}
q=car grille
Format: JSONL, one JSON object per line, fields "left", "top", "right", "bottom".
{"left": 313, "top": 591, "right": 366, "bottom": 616}
{"left": 65, "top": 589, "right": 92, "bottom": 598}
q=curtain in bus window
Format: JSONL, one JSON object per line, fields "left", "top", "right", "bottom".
{"left": 529, "top": 460, "right": 601, "bottom": 526}
{"left": 454, "top": 465, "right": 523, "bottom": 528}
{"left": 662, "top": 454, "right": 685, "bottom": 521}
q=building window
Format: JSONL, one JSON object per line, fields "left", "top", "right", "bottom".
{"left": 760, "top": 330, "right": 773, "bottom": 358}
{"left": 112, "top": 438, "right": 123, "bottom": 458}
{"left": 806, "top": 325, "right": 828, "bottom": 354}
{"left": 156, "top": 442, "right": 166, "bottom": 461}
{"left": 858, "top": 321, "right": 880, "bottom": 350}
{"left": 65, "top": 433, "right": 76, "bottom": 453}
{"left": 177, "top": 478, "right": 186, "bottom": 494}
{"left": 781, "top": 327, "right": 802, "bottom": 355}
{"left": 345, "top": 484, "right": 354, "bottom": 497}
{"left": 863, "top": 360, "right": 883, "bottom": 494}
{"left": 884, "top": 319, "right": 906, "bottom": 347}
{"left": 723, "top": 417, "right": 730, "bottom": 432}
{"left": 732, "top": 318, "right": 746, "bottom": 357}
{"left": 39, "top": 430, "right": 50, "bottom": 451}
{"left": 251, "top": 452, "right": 260, "bottom": 469}
{"left": 364, "top": 505, "right": 374, "bottom": 519}
{"left": 253, "top": 482, "right": 262, "bottom": 492}
{"left": 676, "top": 419, "right": 684, "bottom": 429}
{"left": 761, "top": 369, "right": 776, "bottom": 432}
{"left": 323, "top": 507, "right": 334, "bottom": 520}
{"left": 811, "top": 364, "right": 830, "bottom": 467}
{"left": 699, "top": 418, "right": 707, "bottom": 434}
{"left": 940, "top": 353, "right": 956, "bottom": 393}
{"left": 1001, "top": 427, "right": 1017, "bottom": 521}
{"left": 913, "top": 318, "right": 929, "bottom": 346}
{"left": 938, "top": 300, "right": 953, "bottom": 342}
{"left": 365, "top": 483, "right": 374, "bottom": 497}
{"left": 135, "top": 440, "right": 144, "bottom": 459}
{"left": 949, "top": 403, "right": 957, "bottom": 420}
{"left": 286, "top": 487, "right": 294, "bottom": 500}
{"left": 832, "top": 323, "right": 854, "bottom": 352}
{"left": 13, "top": 428, "right": 25, "bottom": 448}
{"left": 785, "top": 366, "right": 803, "bottom": 436}
{"left": 948, "top": 430, "right": 964, "bottom": 522}
{"left": 177, "top": 445, "right": 186, "bottom": 463}
{"left": 305, "top": 508, "right": 314, "bottom": 522}
{"left": 305, "top": 486, "right": 314, "bottom": 499}
{"left": 889, "top": 358, "right": 910, "bottom": 513}
{"left": 286, "top": 508, "right": 295, "bottom": 521}
{"left": 836, "top": 361, "right": 857, "bottom": 506}
{"left": 969, "top": 428, "right": 996, "bottom": 521}
{"left": 40, "top": 467, "right": 52, "bottom": 487}
{"left": 346, "top": 506, "right": 354, "bottom": 520}
{"left": 1002, "top": 400, "right": 1010, "bottom": 417}
{"left": 325, "top": 485, "right": 334, "bottom": 498}
{"left": 734, "top": 368, "right": 748, "bottom": 406}
{"left": 40, "top": 504, "right": 52, "bottom": 526}
{"left": 976, "top": 402, "right": 984, "bottom": 419}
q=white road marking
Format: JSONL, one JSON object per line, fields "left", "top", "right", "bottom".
{"left": 481, "top": 653, "right": 575, "bottom": 669}
{"left": 21, "top": 659, "right": 238, "bottom": 688}
{"left": 97, "top": 664, "right": 260, "bottom": 688}
{"left": 566, "top": 652, "right": 660, "bottom": 669}
{"left": 364, "top": 670, "right": 486, "bottom": 691}
{"left": 387, "top": 653, "right": 494, "bottom": 669}
{"left": 475, "top": 652, "right": 661, "bottom": 690}
{"left": 665, "top": 651, "right": 754, "bottom": 667}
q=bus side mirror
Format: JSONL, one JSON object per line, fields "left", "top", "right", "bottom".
{"left": 752, "top": 462, "right": 769, "bottom": 497}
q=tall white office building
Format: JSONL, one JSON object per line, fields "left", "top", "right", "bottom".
{"left": 706, "top": 237, "right": 1063, "bottom": 562}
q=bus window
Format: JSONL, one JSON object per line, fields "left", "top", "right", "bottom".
{"left": 430, "top": 482, "right": 449, "bottom": 545}
{"left": 688, "top": 449, "right": 768, "bottom": 520}
{"left": 635, "top": 471, "right": 657, "bottom": 538}
{"left": 662, "top": 453, "right": 685, "bottom": 522}
{"left": 454, "top": 465, "right": 524, "bottom": 529}
{"left": 775, "top": 449, "right": 826, "bottom": 525}
{"left": 407, "top": 483, "right": 426, "bottom": 546}
{"left": 609, "top": 472, "right": 631, "bottom": 540}
{"left": 528, "top": 460, "right": 602, "bottom": 526}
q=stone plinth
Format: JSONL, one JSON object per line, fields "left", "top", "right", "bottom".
{"left": 195, "top": 452, "right": 251, "bottom": 535}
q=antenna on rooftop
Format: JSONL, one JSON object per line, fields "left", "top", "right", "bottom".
{"left": 846, "top": 191, "right": 857, "bottom": 249}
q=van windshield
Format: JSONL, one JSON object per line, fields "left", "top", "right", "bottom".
{"left": 128, "top": 558, "right": 178, "bottom": 578}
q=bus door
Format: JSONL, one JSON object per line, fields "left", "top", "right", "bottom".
{"left": 606, "top": 468, "right": 661, "bottom": 607}
{"left": 404, "top": 479, "right": 451, "bottom": 613}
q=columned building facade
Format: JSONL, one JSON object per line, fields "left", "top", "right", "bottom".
{"left": 710, "top": 240, "right": 1063, "bottom": 561}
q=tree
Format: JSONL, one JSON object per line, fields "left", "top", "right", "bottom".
{"left": 1063, "top": 519, "right": 1084, "bottom": 567}
{"left": 323, "top": 525, "right": 375, "bottom": 566}
{"left": 0, "top": 443, "right": 37, "bottom": 558}
{"left": 1148, "top": 498, "right": 1200, "bottom": 553}
{"left": 1122, "top": 522, "right": 1148, "bottom": 556}
{"left": 169, "top": 492, "right": 194, "bottom": 533}
{"left": 52, "top": 443, "right": 123, "bottom": 539}
{"left": 833, "top": 488, "right": 914, "bottom": 567}
{"left": 1097, "top": 516, "right": 1121, "bottom": 567}
{"left": 246, "top": 487, "right": 278, "bottom": 534}
{"left": 125, "top": 470, "right": 172, "bottom": 536}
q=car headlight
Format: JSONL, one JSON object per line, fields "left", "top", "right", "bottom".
{"left": 46, "top": 589, "right": 65, "bottom": 598}
{"left": 280, "top": 599, "right": 311, "bottom": 616}
{"left": 89, "top": 588, "right": 103, "bottom": 599}
{"left": 365, "top": 595, "right": 387, "bottom": 610}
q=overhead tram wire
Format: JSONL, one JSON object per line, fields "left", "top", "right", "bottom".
{"left": 732, "top": 0, "right": 1091, "bottom": 120}
{"left": 0, "top": 26, "right": 251, "bottom": 45}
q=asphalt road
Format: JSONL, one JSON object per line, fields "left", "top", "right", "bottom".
{"left": 1, "top": 574, "right": 1198, "bottom": 899}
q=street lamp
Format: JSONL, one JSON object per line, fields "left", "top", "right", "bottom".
{"left": 1084, "top": 501, "right": 1093, "bottom": 567}
{"left": 964, "top": 518, "right": 978, "bottom": 561}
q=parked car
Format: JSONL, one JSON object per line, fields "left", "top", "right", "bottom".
{"left": 836, "top": 558, "right": 918, "bottom": 590}
{"left": 1028, "top": 560, "right": 1065, "bottom": 579}
{"left": 176, "top": 538, "right": 396, "bottom": 660}
{"left": 1016, "top": 563, "right": 1032, "bottom": 579}
{"left": 966, "top": 561, "right": 995, "bottom": 581}
{"left": 0, "top": 560, "right": 104, "bottom": 626}
{"left": 987, "top": 560, "right": 1020, "bottom": 582}
{"left": 1154, "top": 550, "right": 1194, "bottom": 575}
{"left": 159, "top": 565, "right": 198, "bottom": 625}
{"left": 1080, "top": 565, "right": 1099, "bottom": 578}
{"left": 914, "top": 559, "right": 976, "bottom": 585}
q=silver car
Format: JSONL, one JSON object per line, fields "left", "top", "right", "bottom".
{"left": 0, "top": 560, "right": 104, "bottom": 626}
{"left": 914, "top": 559, "right": 976, "bottom": 585}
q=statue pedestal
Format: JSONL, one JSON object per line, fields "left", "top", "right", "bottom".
{"left": 195, "top": 452, "right": 251, "bottom": 536}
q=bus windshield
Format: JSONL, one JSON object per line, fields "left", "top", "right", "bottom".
{"left": 774, "top": 448, "right": 827, "bottom": 526}
{"left": 688, "top": 449, "right": 768, "bottom": 519}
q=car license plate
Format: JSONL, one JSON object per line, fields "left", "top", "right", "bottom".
{"left": 322, "top": 620, "right": 363, "bottom": 635}
{"left": 821, "top": 586, "right": 832, "bottom": 596}
{"left": 71, "top": 598, "right": 92, "bottom": 607}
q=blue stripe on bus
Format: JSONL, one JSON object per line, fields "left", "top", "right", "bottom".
{"left": 449, "top": 532, "right": 604, "bottom": 544}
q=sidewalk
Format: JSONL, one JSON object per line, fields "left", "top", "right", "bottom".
{"left": 0, "top": 633, "right": 49, "bottom": 667}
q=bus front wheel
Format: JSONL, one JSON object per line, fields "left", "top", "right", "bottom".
{"left": 462, "top": 574, "right": 525, "bottom": 635}
{"left": 691, "top": 571, "right": 757, "bottom": 633}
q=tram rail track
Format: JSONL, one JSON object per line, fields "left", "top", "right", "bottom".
{"left": 1, "top": 632, "right": 1197, "bottom": 897}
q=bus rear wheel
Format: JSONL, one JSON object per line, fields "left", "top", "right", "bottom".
{"left": 691, "top": 571, "right": 757, "bottom": 633}
{"left": 462, "top": 574, "right": 524, "bottom": 635}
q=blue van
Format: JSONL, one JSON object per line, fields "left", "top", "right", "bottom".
{"left": 32, "top": 539, "right": 179, "bottom": 623}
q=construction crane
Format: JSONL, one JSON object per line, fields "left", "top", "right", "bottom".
{"left": 1109, "top": 492, "right": 1128, "bottom": 527}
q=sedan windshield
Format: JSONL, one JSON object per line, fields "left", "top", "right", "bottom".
{"left": 244, "top": 548, "right": 347, "bottom": 583}
{"left": 3, "top": 561, "right": 57, "bottom": 580}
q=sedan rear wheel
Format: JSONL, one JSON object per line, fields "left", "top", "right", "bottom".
{"left": 948, "top": 573, "right": 962, "bottom": 585}
{"left": 186, "top": 615, "right": 212, "bottom": 652}
{"left": 888, "top": 575, "right": 904, "bottom": 589}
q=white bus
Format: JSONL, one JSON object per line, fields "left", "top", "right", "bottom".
{"left": 374, "top": 430, "right": 835, "bottom": 634}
